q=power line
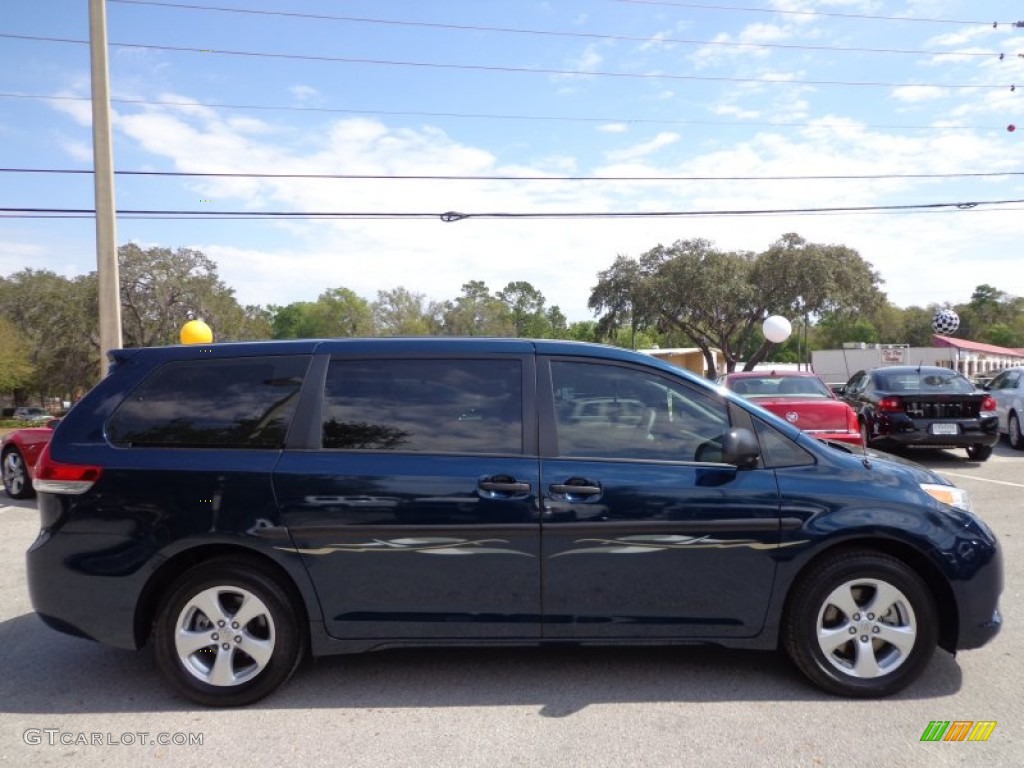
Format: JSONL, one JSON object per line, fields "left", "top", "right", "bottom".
{"left": 1, "top": 33, "right": 1014, "bottom": 90}
{"left": 3, "top": 92, "right": 1006, "bottom": 132}
{"left": 3, "top": 167, "right": 1023, "bottom": 182}
{"left": 614, "top": 0, "right": 1021, "bottom": 26}
{"left": 2, "top": 199, "right": 1022, "bottom": 220}
{"left": 103, "top": 0, "right": 1014, "bottom": 59}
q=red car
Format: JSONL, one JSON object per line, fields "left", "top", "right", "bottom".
{"left": 1, "top": 419, "right": 58, "bottom": 499}
{"left": 718, "top": 371, "right": 863, "bottom": 446}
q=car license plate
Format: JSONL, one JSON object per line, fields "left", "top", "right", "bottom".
{"left": 931, "top": 423, "right": 959, "bottom": 435}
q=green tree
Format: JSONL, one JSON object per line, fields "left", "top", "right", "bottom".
{"left": 814, "top": 312, "right": 880, "bottom": 349}
{"left": 440, "top": 281, "right": 514, "bottom": 336}
{"left": 564, "top": 320, "right": 601, "bottom": 343}
{"left": 0, "top": 270, "right": 98, "bottom": 401}
{"left": 270, "top": 288, "right": 374, "bottom": 338}
{"left": 0, "top": 316, "right": 34, "bottom": 395}
{"left": 494, "top": 281, "right": 567, "bottom": 338}
{"left": 118, "top": 244, "right": 259, "bottom": 346}
{"left": 310, "top": 288, "right": 375, "bottom": 337}
{"left": 589, "top": 234, "right": 885, "bottom": 378}
{"left": 372, "top": 287, "right": 441, "bottom": 336}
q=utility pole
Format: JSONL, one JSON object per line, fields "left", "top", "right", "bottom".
{"left": 89, "top": 0, "right": 122, "bottom": 376}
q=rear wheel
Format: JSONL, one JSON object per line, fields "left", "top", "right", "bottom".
{"left": 783, "top": 550, "right": 937, "bottom": 698}
{"left": 2, "top": 447, "right": 33, "bottom": 499}
{"left": 153, "top": 558, "right": 305, "bottom": 707}
{"left": 966, "top": 444, "right": 993, "bottom": 461}
{"left": 1009, "top": 412, "right": 1023, "bottom": 451}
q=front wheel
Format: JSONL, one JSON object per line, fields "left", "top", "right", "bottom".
{"left": 2, "top": 448, "right": 33, "bottom": 499}
{"left": 1009, "top": 413, "right": 1023, "bottom": 451}
{"left": 966, "top": 444, "right": 993, "bottom": 461}
{"left": 153, "top": 558, "right": 305, "bottom": 707}
{"left": 782, "top": 550, "right": 937, "bottom": 698}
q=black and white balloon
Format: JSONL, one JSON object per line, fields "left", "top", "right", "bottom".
{"left": 932, "top": 308, "right": 960, "bottom": 335}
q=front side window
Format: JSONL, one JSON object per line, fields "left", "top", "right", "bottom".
{"left": 108, "top": 355, "right": 310, "bottom": 448}
{"left": 987, "top": 371, "right": 1008, "bottom": 390}
{"left": 550, "top": 361, "right": 729, "bottom": 461}
{"left": 323, "top": 358, "right": 523, "bottom": 454}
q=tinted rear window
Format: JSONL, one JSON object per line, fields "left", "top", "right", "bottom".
{"left": 875, "top": 371, "right": 974, "bottom": 393}
{"left": 108, "top": 355, "right": 310, "bottom": 448}
{"left": 323, "top": 358, "right": 523, "bottom": 454}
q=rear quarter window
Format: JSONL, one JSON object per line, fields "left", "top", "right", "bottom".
{"left": 107, "top": 355, "right": 310, "bottom": 448}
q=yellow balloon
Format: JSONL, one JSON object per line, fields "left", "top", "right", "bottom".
{"left": 180, "top": 319, "right": 213, "bottom": 345}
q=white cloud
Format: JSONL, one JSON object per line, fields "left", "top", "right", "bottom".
{"left": 289, "top": 85, "right": 320, "bottom": 101}
{"left": 891, "top": 86, "right": 948, "bottom": 103}
{"left": 598, "top": 123, "right": 630, "bottom": 133}
{"left": 605, "top": 132, "right": 681, "bottom": 162}
{"left": 35, "top": 82, "right": 1024, "bottom": 319}
{"left": 57, "top": 137, "right": 94, "bottom": 163}
{"left": 553, "top": 44, "right": 604, "bottom": 83}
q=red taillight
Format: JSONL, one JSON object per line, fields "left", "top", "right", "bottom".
{"left": 33, "top": 443, "right": 102, "bottom": 495}
{"left": 877, "top": 396, "right": 903, "bottom": 413}
{"left": 981, "top": 395, "right": 997, "bottom": 412}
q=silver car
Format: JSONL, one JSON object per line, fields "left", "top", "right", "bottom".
{"left": 985, "top": 367, "right": 1024, "bottom": 450}
{"left": 12, "top": 407, "right": 51, "bottom": 423}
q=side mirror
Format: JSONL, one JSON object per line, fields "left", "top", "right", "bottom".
{"left": 722, "top": 427, "right": 761, "bottom": 468}
{"left": 696, "top": 428, "right": 760, "bottom": 467}
{"left": 830, "top": 385, "right": 846, "bottom": 396}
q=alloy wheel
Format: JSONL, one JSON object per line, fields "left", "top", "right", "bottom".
{"left": 815, "top": 578, "right": 917, "bottom": 679}
{"left": 173, "top": 585, "right": 276, "bottom": 687}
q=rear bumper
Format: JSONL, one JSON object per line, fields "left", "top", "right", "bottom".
{"left": 871, "top": 415, "right": 999, "bottom": 449}
{"left": 802, "top": 429, "right": 862, "bottom": 446}
{"left": 26, "top": 529, "right": 155, "bottom": 650}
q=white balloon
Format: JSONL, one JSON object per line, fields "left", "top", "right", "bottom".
{"left": 762, "top": 315, "right": 792, "bottom": 344}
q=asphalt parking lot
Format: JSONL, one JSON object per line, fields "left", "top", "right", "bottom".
{"left": 1, "top": 443, "right": 1021, "bottom": 767}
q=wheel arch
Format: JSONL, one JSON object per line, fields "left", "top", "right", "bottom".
{"left": 780, "top": 537, "right": 958, "bottom": 653}
{"left": 134, "top": 544, "right": 313, "bottom": 651}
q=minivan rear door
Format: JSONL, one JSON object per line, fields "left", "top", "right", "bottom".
{"left": 275, "top": 348, "right": 542, "bottom": 640}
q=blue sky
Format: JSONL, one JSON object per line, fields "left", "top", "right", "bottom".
{"left": 1, "top": 0, "right": 1022, "bottom": 322}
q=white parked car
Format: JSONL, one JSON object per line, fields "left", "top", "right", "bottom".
{"left": 12, "top": 407, "right": 51, "bottom": 423}
{"left": 985, "top": 367, "right": 1024, "bottom": 449}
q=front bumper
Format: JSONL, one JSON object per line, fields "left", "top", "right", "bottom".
{"left": 948, "top": 523, "right": 1004, "bottom": 651}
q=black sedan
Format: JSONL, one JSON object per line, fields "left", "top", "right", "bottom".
{"left": 839, "top": 366, "right": 999, "bottom": 461}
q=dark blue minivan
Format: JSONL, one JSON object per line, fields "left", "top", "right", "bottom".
{"left": 27, "top": 339, "right": 1002, "bottom": 706}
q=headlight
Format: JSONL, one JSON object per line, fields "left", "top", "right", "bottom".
{"left": 921, "top": 483, "right": 973, "bottom": 514}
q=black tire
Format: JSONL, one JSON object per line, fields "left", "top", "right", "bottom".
{"left": 2, "top": 447, "right": 34, "bottom": 499}
{"left": 1009, "top": 412, "right": 1023, "bottom": 451}
{"left": 966, "top": 444, "right": 993, "bottom": 462}
{"left": 782, "top": 550, "right": 937, "bottom": 698}
{"left": 153, "top": 558, "right": 305, "bottom": 707}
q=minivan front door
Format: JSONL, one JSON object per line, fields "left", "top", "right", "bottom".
{"left": 539, "top": 358, "right": 781, "bottom": 639}
{"left": 275, "top": 353, "right": 542, "bottom": 640}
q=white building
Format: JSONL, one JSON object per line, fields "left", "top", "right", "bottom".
{"left": 811, "top": 335, "right": 1024, "bottom": 385}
